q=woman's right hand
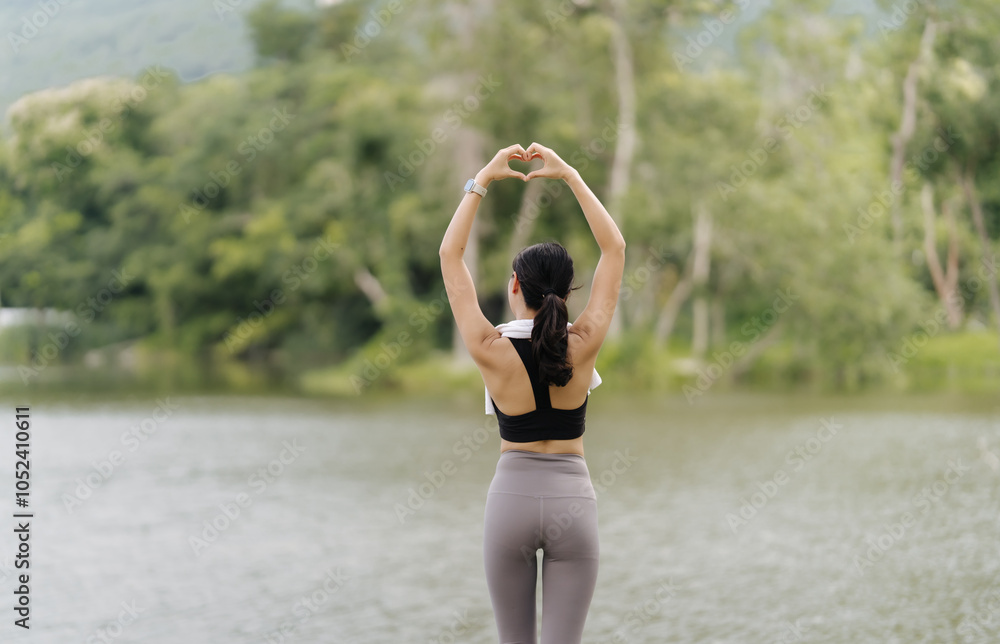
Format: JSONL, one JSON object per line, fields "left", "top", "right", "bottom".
{"left": 475, "top": 143, "right": 529, "bottom": 187}
{"left": 524, "top": 142, "right": 578, "bottom": 182}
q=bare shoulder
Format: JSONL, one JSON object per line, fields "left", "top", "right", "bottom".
{"left": 467, "top": 327, "right": 503, "bottom": 366}
{"left": 474, "top": 332, "right": 517, "bottom": 374}
{"left": 475, "top": 334, "right": 523, "bottom": 396}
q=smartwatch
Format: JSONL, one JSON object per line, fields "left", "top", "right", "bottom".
{"left": 464, "top": 178, "right": 487, "bottom": 198}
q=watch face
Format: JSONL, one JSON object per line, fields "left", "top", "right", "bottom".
{"left": 464, "top": 179, "right": 475, "bottom": 191}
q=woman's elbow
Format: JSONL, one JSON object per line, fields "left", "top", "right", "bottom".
{"left": 439, "top": 245, "right": 465, "bottom": 260}
{"left": 605, "top": 238, "right": 626, "bottom": 254}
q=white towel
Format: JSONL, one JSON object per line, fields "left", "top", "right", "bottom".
{"left": 484, "top": 318, "right": 602, "bottom": 415}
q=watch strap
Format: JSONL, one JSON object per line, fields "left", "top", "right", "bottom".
{"left": 464, "top": 178, "right": 487, "bottom": 197}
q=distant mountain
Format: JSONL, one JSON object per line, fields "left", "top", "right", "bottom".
{"left": 1, "top": 0, "right": 885, "bottom": 128}
{"left": 0, "top": 0, "right": 316, "bottom": 125}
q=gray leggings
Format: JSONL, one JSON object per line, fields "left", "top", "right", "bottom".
{"left": 483, "top": 449, "right": 599, "bottom": 644}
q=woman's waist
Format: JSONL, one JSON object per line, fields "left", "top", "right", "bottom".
{"left": 500, "top": 437, "right": 584, "bottom": 458}
{"left": 489, "top": 450, "right": 596, "bottom": 498}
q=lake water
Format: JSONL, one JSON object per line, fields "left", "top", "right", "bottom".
{"left": 0, "top": 390, "right": 998, "bottom": 643}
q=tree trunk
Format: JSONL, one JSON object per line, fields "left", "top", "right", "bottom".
{"left": 653, "top": 271, "right": 691, "bottom": 350}
{"left": 711, "top": 297, "right": 726, "bottom": 348}
{"left": 603, "top": 0, "right": 637, "bottom": 340}
{"left": 690, "top": 204, "right": 712, "bottom": 359}
{"left": 919, "top": 183, "right": 963, "bottom": 329}
{"left": 353, "top": 268, "right": 387, "bottom": 308}
{"left": 889, "top": 19, "right": 936, "bottom": 256}
{"left": 959, "top": 169, "right": 1000, "bottom": 345}
{"left": 509, "top": 179, "right": 546, "bottom": 255}
{"left": 653, "top": 205, "right": 712, "bottom": 350}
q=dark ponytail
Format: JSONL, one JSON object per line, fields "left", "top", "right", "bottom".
{"left": 512, "top": 242, "right": 580, "bottom": 387}
{"left": 533, "top": 289, "right": 572, "bottom": 386}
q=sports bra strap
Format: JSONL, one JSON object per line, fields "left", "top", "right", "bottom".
{"left": 508, "top": 338, "right": 551, "bottom": 409}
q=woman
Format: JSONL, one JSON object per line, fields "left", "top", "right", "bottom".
{"left": 439, "top": 141, "right": 626, "bottom": 644}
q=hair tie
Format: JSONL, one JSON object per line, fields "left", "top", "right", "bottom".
{"left": 542, "top": 288, "right": 557, "bottom": 297}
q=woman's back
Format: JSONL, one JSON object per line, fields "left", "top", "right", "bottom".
{"left": 482, "top": 331, "right": 598, "bottom": 417}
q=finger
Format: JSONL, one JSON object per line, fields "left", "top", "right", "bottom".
{"left": 525, "top": 142, "right": 548, "bottom": 159}
{"left": 504, "top": 143, "right": 526, "bottom": 160}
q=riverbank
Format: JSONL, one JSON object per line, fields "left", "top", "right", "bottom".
{"left": 299, "top": 328, "right": 1000, "bottom": 398}
{"left": 3, "top": 330, "right": 998, "bottom": 399}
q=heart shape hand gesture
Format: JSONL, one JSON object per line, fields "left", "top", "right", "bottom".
{"left": 475, "top": 142, "right": 575, "bottom": 186}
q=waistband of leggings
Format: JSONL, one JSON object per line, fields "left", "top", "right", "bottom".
{"left": 499, "top": 449, "right": 586, "bottom": 462}
{"left": 492, "top": 449, "right": 594, "bottom": 493}
{"left": 489, "top": 450, "right": 596, "bottom": 498}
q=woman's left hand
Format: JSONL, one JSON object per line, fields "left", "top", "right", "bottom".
{"left": 475, "top": 144, "right": 529, "bottom": 187}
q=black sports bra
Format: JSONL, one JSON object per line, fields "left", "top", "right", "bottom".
{"left": 489, "top": 337, "right": 587, "bottom": 442}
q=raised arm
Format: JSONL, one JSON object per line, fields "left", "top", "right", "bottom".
{"left": 524, "top": 142, "right": 626, "bottom": 351}
{"left": 439, "top": 143, "right": 528, "bottom": 363}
